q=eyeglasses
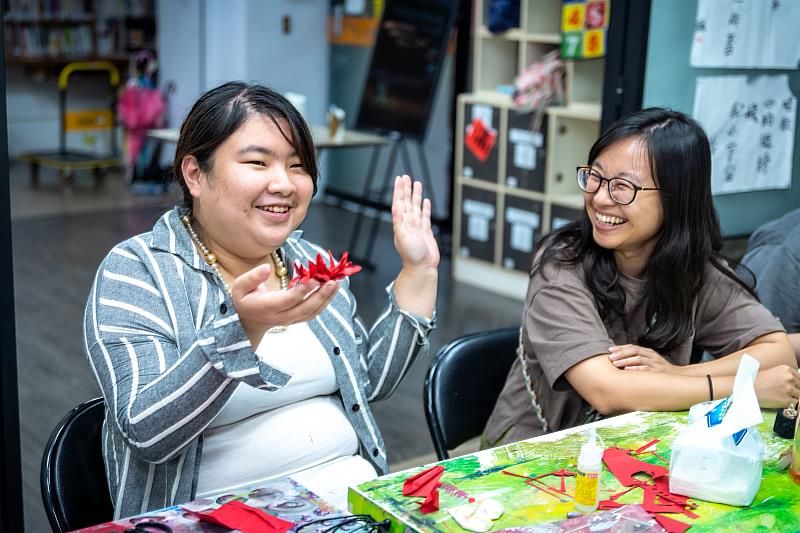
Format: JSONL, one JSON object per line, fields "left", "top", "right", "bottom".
{"left": 576, "top": 166, "right": 660, "bottom": 205}
{"left": 296, "top": 514, "right": 391, "bottom": 533}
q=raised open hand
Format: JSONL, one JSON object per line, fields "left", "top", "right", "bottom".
{"left": 391, "top": 174, "right": 440, "bottom": 272}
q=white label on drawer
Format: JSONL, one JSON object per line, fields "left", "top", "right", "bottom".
{"left": 471, "top": 104, "right": 493, "bottom": 129}
{"left": 509, "top": 128, "right": 535, "bottom": 145}
{"left": 506, "top": 207, "right": 540, "bottom": 253}
{"left": 463, "top": 166, "right": 474, "bottom": 177}
{"left": 460, "top": 246, "right": 470, "bottom": 257}
{"left": 463, "top": 199, "right": 495, "bottom": 219}
{"left": 514, "top": 143, "right": 536, "bottom": 170}
{"left": 510, "top": 224, "right": 533, "bottom": 253}
{"left": 506, "top": 207, "right": 540, "bottom": 228}
{"left": 503, "top": 257, "right": 515, "bottom": 269}
{"left": 506, "top": 176, "right": 519, "bottom": 187}
{"left": 467, "top": 216, "right": 490, "bottom": 242}
{"left": 464, "top": 199, "right": 493, "bottom": 243}
{"left": 509, "top": 129, "right": 543, "bottom": 148}
{"left": 552, "top": 217, "right": 573, "bottom": 230}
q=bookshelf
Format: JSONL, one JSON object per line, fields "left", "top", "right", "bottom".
{"left": 453, "top": 0, "right": 606, "bottom": 300}
{"left": 3, "top": 0, "right": 155, "bottom": 68}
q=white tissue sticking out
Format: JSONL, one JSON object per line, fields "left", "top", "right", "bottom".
{"left": 669, "top": 354, "right": 765, "bottom": 506}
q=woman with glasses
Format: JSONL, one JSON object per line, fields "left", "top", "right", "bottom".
{"left": 484, "top": 107, "right": 799, "bottom": 446}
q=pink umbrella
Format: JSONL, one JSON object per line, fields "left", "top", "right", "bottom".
{"left": 117, "top": 82, "right": 165, "bottom": 167}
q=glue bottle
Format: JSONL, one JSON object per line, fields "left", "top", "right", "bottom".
{"left": 574, "top": 427, "right": 603, "bottom": 513}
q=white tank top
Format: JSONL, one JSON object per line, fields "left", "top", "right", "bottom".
{"left": 197, "top": 322, "right": 376, "bottom": 505}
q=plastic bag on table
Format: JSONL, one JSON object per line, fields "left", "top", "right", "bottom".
{"left": 669, "top": 354, "right": 765, "bottom": 506}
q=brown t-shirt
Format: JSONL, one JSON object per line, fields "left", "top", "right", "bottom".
{"left": 484, "top": 258, "right": 784, "bottom": 446}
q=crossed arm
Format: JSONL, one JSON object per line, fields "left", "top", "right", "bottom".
{"left": 566, "top": 331, "right": 799, "bottom": 416}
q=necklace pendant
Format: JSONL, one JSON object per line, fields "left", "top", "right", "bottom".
{"left": 266, "top": 325, "right": 288, "bottom": 334}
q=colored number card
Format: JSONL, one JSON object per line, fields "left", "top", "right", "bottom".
{"left": 561, "top": 0, "right": 609, "bottom": 60}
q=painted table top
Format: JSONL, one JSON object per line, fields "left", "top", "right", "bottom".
{"left": 348, "top": 410, "right": 799, "bottom": 533}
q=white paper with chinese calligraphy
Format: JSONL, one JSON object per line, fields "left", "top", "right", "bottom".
{"left": 693, "top": 75, "right": 796, "bottom": 195}
{"left": 691, "top": 0, "right": 800, "bottom": 69}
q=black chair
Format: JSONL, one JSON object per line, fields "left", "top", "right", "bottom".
{"left": 424, "top": 327, "right": 519, "bottom": 460}
{"left": 41, "top": 397, "right": 114, "bottom": 532}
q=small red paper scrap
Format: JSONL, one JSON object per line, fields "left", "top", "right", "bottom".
{"left": 290, "top": 250, "right": 362, "bottom": 288}
{"left": 465, "top": 118, "right": 497, "bottom": 162}
{"left": 403, "top": 465, "right": 445, "bottom": 514}
{"left": 184, "top": 500, "right": 294, "bottom": 533}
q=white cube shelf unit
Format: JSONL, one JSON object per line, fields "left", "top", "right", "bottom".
{"left": 453, "top": 0, "right": 605, "bottom": 300}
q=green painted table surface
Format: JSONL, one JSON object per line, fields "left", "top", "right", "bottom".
{"left": 348, "top": 411, "right": 800, "bottom": 533}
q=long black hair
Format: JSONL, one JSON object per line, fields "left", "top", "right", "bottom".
{"left": 172, "top": 81, "right": 318, "bottom": 209}
{"left": 534, "top": 107, "right": 754, "bottom": 352}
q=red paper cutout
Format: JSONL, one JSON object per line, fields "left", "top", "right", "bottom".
{"left": 654, "top": 514, "right": 692, "bottom": 533}
{"left": 602, "top": 447, "right": 668, "bottom": 486}
{"left": 403, "top": 465, "right": 445, "bottom": 514}
{"left": 465, "top": 118, "right": 497, "bottom": 162}
{"left": 184, "top": 500, "right": 294, "bottom": 533}
{"left": 501, "top": 469, "right": 576, "bottom": 502}
{"left": 601, "top": 442, "right": 699, "bottom": 528}
{"left": 290, "top": 250, "right": 362, "bottom": 288}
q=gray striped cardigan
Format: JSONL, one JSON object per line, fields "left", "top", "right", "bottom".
{"left": 84, "top": 207, "right": 436, "bottom": 518}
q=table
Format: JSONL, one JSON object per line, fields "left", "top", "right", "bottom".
{"left": 348, "top": 410, "right": 800, "bottom": 533}
{"left": 76, "top": 477, "right": 348, "bottom": 532}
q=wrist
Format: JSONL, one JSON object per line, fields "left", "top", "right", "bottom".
{"left": 399, "top": 265, "right": 438, "bottom": 282}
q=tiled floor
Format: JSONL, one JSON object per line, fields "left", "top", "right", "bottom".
{"left": 10, "top": 164, "right": 523, "bottom": 531}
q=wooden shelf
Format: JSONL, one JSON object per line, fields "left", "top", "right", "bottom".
{"left": 452, "top": 256, "right": 529, "bottom": 301}
{"left": 4, "top": 17, "right": 94, "bottom": 25}
{"left": 546, "top": 102, "right": 602, "bottom": 121}
{"left": 4, "top": 1, "right": 156, "bottom": 72}
{"left": 477, "top": 27, "right": 560, "bottom": 45}
{"left": 454, "top": 0, "right": 605, "bottom": 292}
{"left": 5, "top": 54, "right": 132, "bottom": 67}
{"left": 548, "top": 193, "right": 584, "bottom": 209}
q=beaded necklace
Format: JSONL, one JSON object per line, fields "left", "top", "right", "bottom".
{"left": 181, "top": 214, "right": 289, "bottom": 333}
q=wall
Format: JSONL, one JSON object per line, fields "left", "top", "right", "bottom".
{"left": 159, "top": 0, "right": 329, "bottom": 129}
{"left": 157, "top": 0, "right": 204, "bottom": 132}
{"left": 643, "top": 0, "right": 800, "bottom": 236}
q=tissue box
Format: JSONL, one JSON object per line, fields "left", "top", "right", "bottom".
{"left": 669, "top": 355, "right": 765, "bottom": 506}
{"left": 669, "top": 399, "right": 764, "bottom": 506}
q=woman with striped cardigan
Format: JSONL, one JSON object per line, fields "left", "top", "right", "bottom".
{"left": 84, "top": 82, "right": 439, "bottom": 517}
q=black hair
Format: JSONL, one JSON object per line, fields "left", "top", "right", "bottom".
{"left": 534, "top": 107, "right": 755, "bottom": 352}
{"left": 172, "top": 81, "right": 318, "bottom": 208}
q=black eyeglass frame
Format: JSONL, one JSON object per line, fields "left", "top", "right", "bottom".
{"left": 576, "top": 165, "right": 660, "bottom": 206}
{"left": 295, "top": 514, "right": 391, "bottom": 533}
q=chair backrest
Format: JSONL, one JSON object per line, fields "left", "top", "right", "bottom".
{"left": 424, "top": 327, "right": 519, "bottom": 460}
{"left": 41, "top": 397, "right": 113, "bottom": 532}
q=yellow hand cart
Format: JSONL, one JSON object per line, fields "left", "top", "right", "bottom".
{"left": 18, "top": 61, "right": 122, "bottom": 189}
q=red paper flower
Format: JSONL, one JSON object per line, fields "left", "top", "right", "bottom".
{"left": 290, "top": 250, "right": 362, "bottom": 288}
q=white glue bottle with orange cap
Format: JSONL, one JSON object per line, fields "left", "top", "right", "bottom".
{"left": 574, "top": 427, "right": 603, "bottom": 513}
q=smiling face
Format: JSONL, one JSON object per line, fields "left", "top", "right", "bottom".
{"left": 185, "top": 114, "right": 314, "bottom": 266}
{"left": 584, "top": 137, "right": 664, "bottom": 276}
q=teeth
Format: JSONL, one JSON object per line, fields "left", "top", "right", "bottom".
{"left": 260, "top": 206, "right": 289, "bottom": 213}
{"left": 596, "top": 213, "right": 625, "bottom": 225}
